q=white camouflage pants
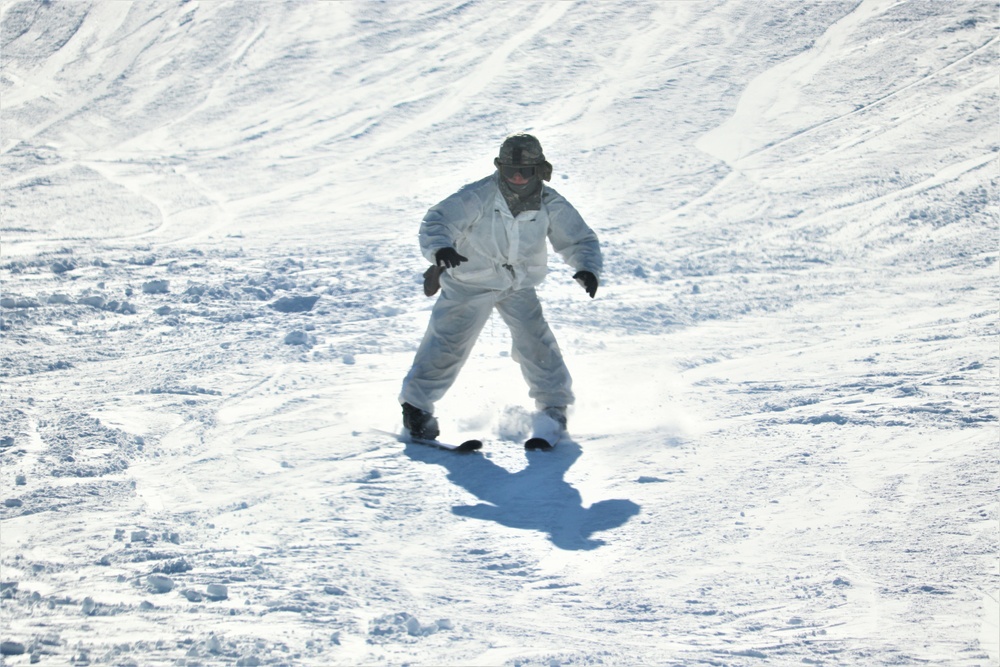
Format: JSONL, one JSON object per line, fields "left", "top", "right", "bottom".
{"left": 399, "top": 281, "right": 574, "bottom": 414}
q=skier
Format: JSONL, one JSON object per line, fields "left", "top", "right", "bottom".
{"left": 399, "top": 133, "right": 602, "bottom": 446}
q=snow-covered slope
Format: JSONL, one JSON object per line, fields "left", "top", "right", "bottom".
{"left": 1, "top": 1, "right": 997, "bottom": 665}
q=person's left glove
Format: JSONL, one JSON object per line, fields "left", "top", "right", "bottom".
{"left": 573, "top": 271, "right": 598, "bottom": 298}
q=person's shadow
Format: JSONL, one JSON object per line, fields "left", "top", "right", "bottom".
{"left": 404, "top": 440, "right": 640, "bottom": 550}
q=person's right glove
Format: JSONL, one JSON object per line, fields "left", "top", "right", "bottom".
{"left": 435, "top": 247, "right": 468, "bottom": 269}
{"left": 573, "top": 271, "right": 598, "bottom": 298}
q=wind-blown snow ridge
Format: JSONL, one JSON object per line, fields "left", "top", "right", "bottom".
{"left": 1, "top": 1, "right": 997, "bottom": 665}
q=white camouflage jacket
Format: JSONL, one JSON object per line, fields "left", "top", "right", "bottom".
{"left": 419, "top": 173, "right": 602, "bottom": 292}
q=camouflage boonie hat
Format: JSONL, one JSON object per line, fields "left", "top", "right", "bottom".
{"left": 497, "top": 133, "right": 545, "bottom": 165}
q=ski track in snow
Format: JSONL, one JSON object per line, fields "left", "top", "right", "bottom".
{"left": 1, "top": 1, "right": 997, "bottom": 665}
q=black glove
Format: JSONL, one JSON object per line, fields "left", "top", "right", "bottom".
{"left": 435, "top": 247, "right": 468, "bottom": 269}
{"left": 422, "top": 265, "right": 442, "bottom": 297}
{"left": 574, "top": 270, "right": 598, "bottom": 298}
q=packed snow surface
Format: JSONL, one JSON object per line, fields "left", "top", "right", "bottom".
{"left": 1, "top": 1, "right": 997, "bottom": 665}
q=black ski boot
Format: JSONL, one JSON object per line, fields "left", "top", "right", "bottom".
{"left": 542, "top": 406, "right": 567, "bottom": 431}
{"left": 402, "top": 402, "right": 440, "bottom": 441}
{"left": 525, "top": 406, "right": 567, "bottom": 451}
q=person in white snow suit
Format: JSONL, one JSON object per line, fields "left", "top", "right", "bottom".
{"left": 399, "top": 133, "right": 602, "bottom": 441}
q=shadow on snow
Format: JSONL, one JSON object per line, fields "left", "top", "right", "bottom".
{"left": 405, "top": 440, "right": 640, "bottom": 551}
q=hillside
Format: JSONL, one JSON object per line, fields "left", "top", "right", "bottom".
{"left": 1, "top": 1, "right": 997, "bottom": 665}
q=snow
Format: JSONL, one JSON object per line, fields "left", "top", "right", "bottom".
{"left": 1, "top": 0, "right": 997, "bottom": 665}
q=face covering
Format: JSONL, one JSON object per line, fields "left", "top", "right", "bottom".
{"left": 497, "top": 171, "right": 542, "bottom": 216}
